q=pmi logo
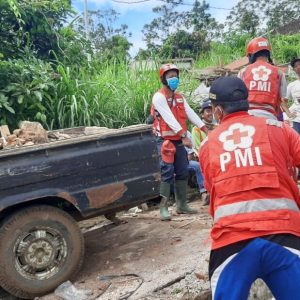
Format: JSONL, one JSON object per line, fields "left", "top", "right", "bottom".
{"left": 218, "top": 123, "right": 262, "bottom": 172}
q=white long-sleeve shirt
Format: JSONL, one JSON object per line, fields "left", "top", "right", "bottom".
{"left": 152, "top": 91, "right": 204, "bottom": 136}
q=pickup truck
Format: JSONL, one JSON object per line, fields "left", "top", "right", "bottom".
{"left": 0, "top": 124, "right": 160, "bottom": 299}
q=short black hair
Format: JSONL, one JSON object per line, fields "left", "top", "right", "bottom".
{"left": 291, "top": 58, "right": 300, "bottom": 68}
{"left": 214, "top": 100, "right": 249, "bottom": 114}
{"left": 252, "top": 50, "right": 272, "bottom": 64}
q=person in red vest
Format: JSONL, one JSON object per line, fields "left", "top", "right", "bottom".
{"left": 238, "top": 37, "right": 294, "bottom": 120}
{"left": 152, "top": 63, "right": 206, "bottom": 221}
{"left": 199, "top": 76, "right": 300, "bottom": 300}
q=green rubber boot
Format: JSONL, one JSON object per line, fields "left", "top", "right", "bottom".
{"left": 159, "top": 182, "right": 171, "bottom": 221}
{"left": 175, "top": 180, "right": 198, "bottom": 214}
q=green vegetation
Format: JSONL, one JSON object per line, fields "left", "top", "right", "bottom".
{"left": 0, "top": 56, "right": 199, "bottom": 129}
{"left": 0, "top": 0, "right": 299, "bottom": 130}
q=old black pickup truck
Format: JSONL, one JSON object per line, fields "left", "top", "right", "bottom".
{"left": 0, "top": 124, "right": 160, "bottom": 299}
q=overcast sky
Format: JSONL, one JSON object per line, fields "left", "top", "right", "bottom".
{"left": 72, "top": 0, "right": 240, "bottom": 56}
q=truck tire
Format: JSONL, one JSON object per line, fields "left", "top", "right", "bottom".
{"left": 0, "top": 205, "right": 84, "bottom": 299}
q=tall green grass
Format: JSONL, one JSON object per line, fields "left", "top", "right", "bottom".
{"left": 46, "top": 60, "right": 161, "bottom": 129}
{"left": 196, "top": 33, "right": 300, "bottom": 69}
{"left": 45, "top": 58, "right": 201, "bottom": 130}
{"left": 270, "top": 33, "right": 300, "bottom": 64}
{"left": 196, "top": 41, "right": 245, "bottom": 69}
{"left": 2, "top": 34, "right": 300, "bottom": 130}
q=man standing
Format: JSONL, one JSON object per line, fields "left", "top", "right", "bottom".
{"left": 238, "top": 37, "right": 293, "bottom": 120}
{"left": 199, "top": 76, "right": 300, "bottom": 300}
{"left": 284, "top": 58, "right": 300, "bottom": 134}
{"left": 152, "top": 63, "right": 205, "bottom": 221}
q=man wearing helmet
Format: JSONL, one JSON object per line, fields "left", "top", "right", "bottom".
{"left": 152, "top": 63, "right": 206, "bottom": 221}
{"left": 192, "top": 98, "right": 217, "bottom": 153}
{"left": 238, "top": 37, "right": 293, "bottom": 120}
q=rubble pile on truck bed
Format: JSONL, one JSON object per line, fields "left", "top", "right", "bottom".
{"left": 0, "top": 121, "right": 125, "bottom": 150}
{"left": 0, "top": 121, "right": 49, "bottom": 149}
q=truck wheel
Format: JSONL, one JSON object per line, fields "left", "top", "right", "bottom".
{"left": 0, "top": 205, "right": 84, "bottom": 299}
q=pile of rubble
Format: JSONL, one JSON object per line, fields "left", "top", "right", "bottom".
{"left": 0, "top": 121, "right": 117, "bottom": 151}
{"left": 0, "top": 121, "right": 80, "bottom": 150}
{"left": 0, "top": 121, "right": 49, "bottom": 150}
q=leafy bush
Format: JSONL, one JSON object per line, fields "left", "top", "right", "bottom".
{"left": 270, "top": 33, "right": 300, "bottom": 63}
{"left": 0, "top": 57, "right": 56, "bottom": 127}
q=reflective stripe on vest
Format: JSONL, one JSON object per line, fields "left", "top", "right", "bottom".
{"left": 161, "top": 130, "right": 177, "bottom": 137}
{"left": 214, "top": 198, "right": 299, "bottom": 223}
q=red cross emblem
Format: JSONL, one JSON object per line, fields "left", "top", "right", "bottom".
{"left": 255, "top": 69, "right": 267, "bottom": 79}
{"left": 226, "top": 128, "right": 249, "bottom": 144}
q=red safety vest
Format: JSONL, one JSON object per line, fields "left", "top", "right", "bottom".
{"left": 243, "top": 61, "right": 281, "bottom": 114}
{"left": 206, "top": 113, "right": 300, "bottom": 249}
{"left": 152, "top": 88, "right": 187, "bottom": 140}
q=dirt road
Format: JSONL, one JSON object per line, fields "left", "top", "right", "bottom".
{"left": 0, "top": 195, "right": 273, "bottom": 300}
{"left": 39, "top": 198, "right": 212, "bottom": 300}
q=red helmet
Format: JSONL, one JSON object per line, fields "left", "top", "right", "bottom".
{"left": 159, "top": 63, "right": 179, "bottom": 79}
{"left": 246, "top": 37, "right": 271, "bottom": 56}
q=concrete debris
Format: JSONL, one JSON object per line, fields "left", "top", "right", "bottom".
{"left": 0, "top": 121, "right": 48, "bottom": 150}
{"left": 19, "top": 121, "right": 49, "bottom": 143}
{"left": 54, "top": 280, "right": 92, "bottom": 300}
{"left": 48, "top": 131, "right": 72, "bottom": 141}
{"left": 194, "top": 272, "right": 208, "bottom": 281}
{"left": 0, "top": 125, "right": 11, "bottom": 139}
{"left": 128, "top": 206, "right": 143, "bottom": 214}
{"left": 0, "top": 123, "right": 133, "bottom": 150}
{"left": 84, "top": 126, "right": 113, "bottom": 135}
{"left": 141, "top": 203, "right": 149, "bottom": 211}
{"left": 0, "top": 137, "right": 6, "bottom": 149}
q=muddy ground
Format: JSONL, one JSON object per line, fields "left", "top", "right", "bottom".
{"left": 0, "top": 193, "right": 274, "bottom": 300}
{"left": 43, "top": 196, "right": 212, "bottom": 300}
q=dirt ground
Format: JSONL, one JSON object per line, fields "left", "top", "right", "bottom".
{"left": 0, "top": 193, "right": 274, "bottom": 300}
{"left": 38, "top": 194, "right": 212, "bottom": 300}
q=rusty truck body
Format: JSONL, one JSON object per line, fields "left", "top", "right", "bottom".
{"left": 0, "top": 124, "right": 160, "bottom": 299}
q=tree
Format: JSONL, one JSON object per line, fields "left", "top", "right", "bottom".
{"left": 135, "top": 48, "right": 153, "bottom": 60}
{"left": 160, "top": 30, "right": 209, "bottom": 59}
{"left": 142, "top": 0, "right": 217, "bottom": 58}
{"left": 100, "top": 35, "right": 132, "bottom": 61}
{"left": 0, "top": 0, "right": 73, "bottom": 60}
{"left": 266, "top": 1, "right": 300, "bottom": 31}
{"left": 74, "top": 9, "right": 132, "bottom": 60}
{"left": 142, "top": 0, "right": 188, "bottom": 55}
{"left": 184, "top": 0, "right": 222, "bottom": 39}
{"left": 226, "top": 0, "right": 300, "bottom": 34}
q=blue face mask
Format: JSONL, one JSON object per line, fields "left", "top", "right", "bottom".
{"left": 167, "top": 77, "right": 179, "bottom": 91}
